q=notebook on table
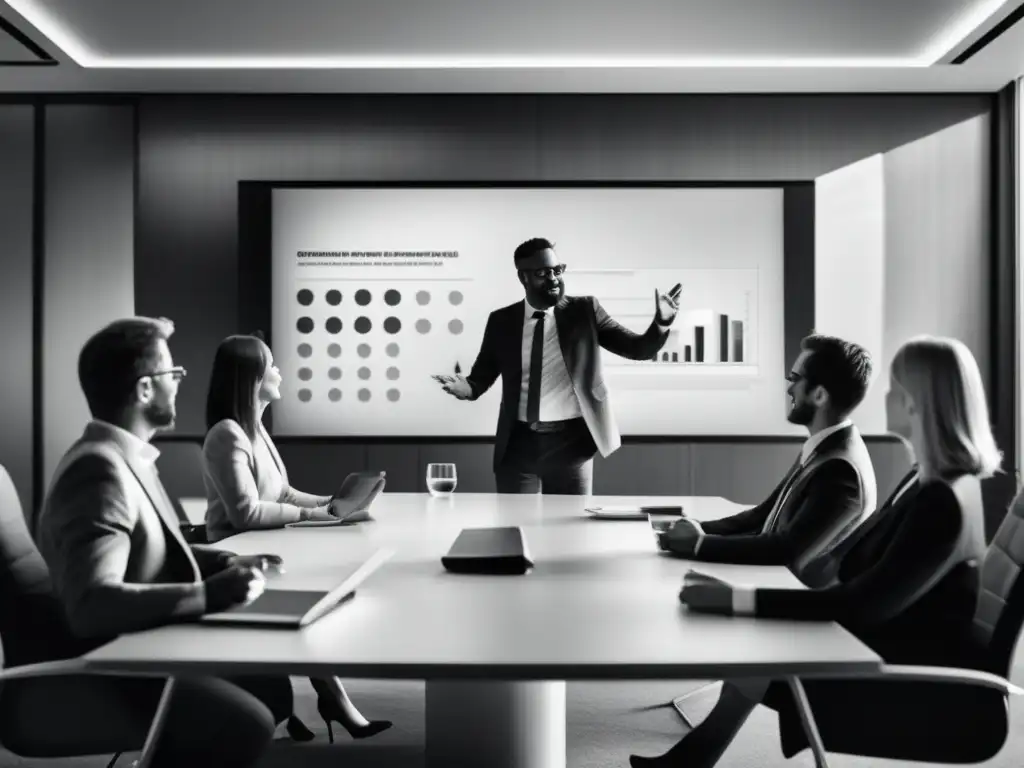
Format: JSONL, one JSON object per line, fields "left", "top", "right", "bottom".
{"left": 441, "top": 526, "right": 534, "bottom": 575}
{"left": 199, "top": 548, "right": 394, "bottom": 628}
{"left": 584, "top": 504, "right": 685, "bottom": 521}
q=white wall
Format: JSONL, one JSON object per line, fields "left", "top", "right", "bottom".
{"left": 43, "top": 106, "right": 135, "bottom": 487}
{"left": 814, "top": 154, "right": 887, "bottom": 434}
{"left": 813, "top": 114, "right": 991, "bottom": 435}
{"left": 882, "top": 114, "right": 991, "bottom": 402}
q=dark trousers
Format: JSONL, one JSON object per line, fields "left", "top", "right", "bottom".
{"left": 495, "top": 418, "right": 597, "bottom": 495}
{"left": 0, "top": 672, "right": 292, "bottom": 767}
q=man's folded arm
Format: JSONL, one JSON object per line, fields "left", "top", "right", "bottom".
{"left": 43, "top": 454, "right": 207, "bottom": 640}
{"left": 692, "top": 461, "right": 862, "bottom": 566}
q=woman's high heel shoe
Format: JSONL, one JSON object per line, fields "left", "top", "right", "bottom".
{"left": 316, "top": 697, "right": 393, "bottom": 743}
{"left": 286, "top": 714, "right": 316, "bottom": 742}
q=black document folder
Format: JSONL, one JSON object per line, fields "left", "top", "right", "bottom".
{"left": 441, "top": 526, "right": 534, "bottom": 575}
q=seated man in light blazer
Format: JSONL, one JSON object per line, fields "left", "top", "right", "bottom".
{"left": 35, "top": 317, "right": 289, "bottom": 768}
{"left": 659, "top": 334, "right": 878, "bottom": 588}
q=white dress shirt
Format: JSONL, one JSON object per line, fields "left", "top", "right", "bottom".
{"left": 799, "top": 419, "right": 853, "bottom": 465}
{"left": 517, "top": 299, "right": 582, "bottom": 423}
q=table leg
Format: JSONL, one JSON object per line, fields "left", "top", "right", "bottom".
{"left": 425, "top": 680, "right": 566, "bottom": 768}
{"left": 135, "top": 677, "right": 177, "bottom": 768}
{"left": 786, "top": 677, "right": 830, "bottom": 768}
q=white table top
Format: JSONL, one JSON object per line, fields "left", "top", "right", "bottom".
{"left": 85, "top": 493, "right": 882, "bottom": 681}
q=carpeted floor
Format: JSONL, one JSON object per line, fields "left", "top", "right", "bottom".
{"left": 3, "top": 664, "right": 1024, "bottom": 768}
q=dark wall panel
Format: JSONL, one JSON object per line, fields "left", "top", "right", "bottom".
{"left": 137, "top": 94, "right": 992, "bottom": 434}
{"left": 160, "top": 436, "right": 905, "bottom": 509}
{"left": 783, "top": 185, "right": 815, "bottom": 370}
{"left": 0, "top": 105, "right": 35, "bottom": 516}
{"left": 593, "top": 444, "right": 690, "bottom": 495}
{"left": 537, "top": 95, "right": 992, "bottom": 181}
{"left": 367, "top": 444, "right": 419, "bottom": 493}
{"left": 274, "top": 442, "right": 369, "bottom": 498}
{"left": 691, "top": 441, "right": 799, "bottom": 505}
{"left": 43, "top": 105, "right": 135, "bottom": 489}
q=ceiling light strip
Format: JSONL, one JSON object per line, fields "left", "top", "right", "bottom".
{"left": 1, "top": 0, "right": 1011, "bottom": 69}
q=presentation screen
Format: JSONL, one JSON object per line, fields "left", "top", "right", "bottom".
{"left": 271, "top": 186, "right": 798, "bottom": 437}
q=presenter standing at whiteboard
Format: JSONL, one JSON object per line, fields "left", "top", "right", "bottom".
{"left": 433, "top": 237, "right": 681, "bottom": 494}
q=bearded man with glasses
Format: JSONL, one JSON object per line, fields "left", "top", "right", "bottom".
{"left": 32, "top": 316, "right": 293, "bottom": 767}
{"left": 433, "top": 237, "right": 681, "bottom": 495}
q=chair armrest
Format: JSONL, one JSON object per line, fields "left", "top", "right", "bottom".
{"left": 0, "top": 658, "right": 89, "bottom": 681}
{"left": 0, "top": 658, "right": 167, "bottom": 682}
{"left": 800, "top": 664, "right": 1024, "bottom": 696}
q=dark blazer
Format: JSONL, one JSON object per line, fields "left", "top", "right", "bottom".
{"left": 754, "top": 473, "right": 988, "bottom": 757}
{"left": 798, "top": 466, "right": 919, "bottom": 587}
{"left": 678, "top": 425, "right": 877, "bottom": 581}
{"left": 465, "top": 295, "right": 670, "bottom": 470}
{"left": 755, "top": 473, "right": 985, "bottom": 661}
{"left": 36, "top": 421, "right": 234, "bottom": 648}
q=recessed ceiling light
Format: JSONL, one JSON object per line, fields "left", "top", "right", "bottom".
{"left": 2, "top": 0, "right": 1012, "bottom": 69}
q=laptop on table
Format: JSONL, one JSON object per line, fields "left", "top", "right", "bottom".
{"left": 199, "top": 547, "right": 394, "bottom": 628}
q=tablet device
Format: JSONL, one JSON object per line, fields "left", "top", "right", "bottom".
{"left": 199, "top": 548, "right": 394, "bottom": 628}
{"left": 585, "top": 505, "right": 685, "bottom": 521}
{"left": 284, "top": 518, "right": 359, "bottom": 528}
{"left": 441, "top": 526, "right": 534, "bottom": 575}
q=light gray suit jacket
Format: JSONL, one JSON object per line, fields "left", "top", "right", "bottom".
{"left": 36, "top": 421, "right": 233, "bottom": 647}
{"left": 203, "top": 418, "right": 330, "bottom": 543}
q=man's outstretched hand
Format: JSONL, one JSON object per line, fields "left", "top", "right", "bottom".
{"left": 432, "top": 374, "right": 473, "bottom": 400}
{"left": 655, "top": 282, "right": 682, "bottom": 325}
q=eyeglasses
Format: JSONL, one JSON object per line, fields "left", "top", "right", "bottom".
{"left": 523, "top": 264, "right": 567, "bottom": 280}
{"left": 138, "top": 366, "right": 187, "bottom": 382}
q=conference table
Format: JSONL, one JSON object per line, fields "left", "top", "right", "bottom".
{"left": 83, "top": 493, "right": 882, "bottom": 768}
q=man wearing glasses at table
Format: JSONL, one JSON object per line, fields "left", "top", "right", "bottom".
{"left": 433, "top": 237, "right": 681, "bottom": 495}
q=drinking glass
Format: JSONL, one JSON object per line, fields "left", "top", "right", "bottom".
{"left": 426, "top": 463, "right": 458, "bottom": 497}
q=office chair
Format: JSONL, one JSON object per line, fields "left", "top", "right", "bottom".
{"left": 0, "top": 464, "right": 150, "bottom": 767}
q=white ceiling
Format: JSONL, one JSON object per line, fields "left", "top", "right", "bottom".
{"left": 1, "top": 0, "right": 1024, "bottom": 92}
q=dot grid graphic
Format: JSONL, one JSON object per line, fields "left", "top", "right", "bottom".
{"left": 292, "top": 287, "right": 463, "bottom": 404}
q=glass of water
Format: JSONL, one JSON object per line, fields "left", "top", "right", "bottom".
{"left": 426, "top": 463, "right": 458, "bottom": 497}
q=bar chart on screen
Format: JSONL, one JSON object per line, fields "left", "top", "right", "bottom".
{"left": 572, "top": 267, "right": 761, "bottom": 391}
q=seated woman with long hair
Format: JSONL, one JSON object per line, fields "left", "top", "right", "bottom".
{"left": 631, "top": 335, "right": 1002, "bottom": 767}
{"left": 203, "top": 333, "right": 392, "bottom": 743}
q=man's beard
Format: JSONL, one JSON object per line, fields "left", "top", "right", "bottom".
{"left": 786, "top": 399, "right": 815, "bottom": 426}
{"left": 530, "top": 282, "right": 564, "bottom": 308}
{"left": 144, "top": 400, "right": 176, "bottom": 430}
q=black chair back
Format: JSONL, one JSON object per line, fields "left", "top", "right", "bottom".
{"left": 0, "top": 464, "right": 74, "bottom": 668}
{"left": 974, "top": 485, "right": 1024, "bottom": 677}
